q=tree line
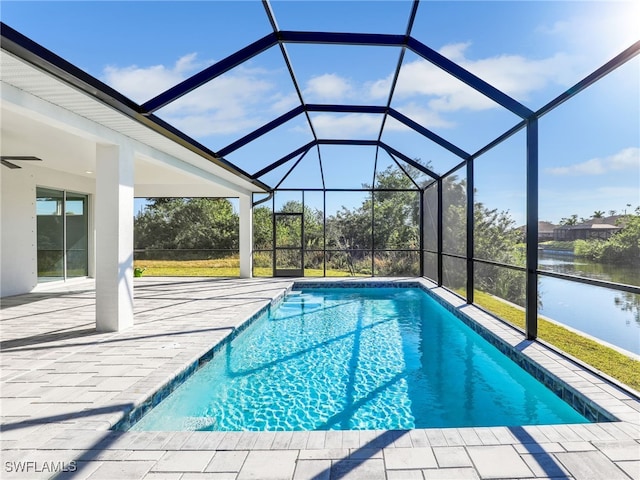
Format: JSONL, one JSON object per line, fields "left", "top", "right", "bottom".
{"left": 134, "top": 163, "right": 532, "bottom": 304}
{"left": 573, "top": 207, "right": 640, "bottom": 264}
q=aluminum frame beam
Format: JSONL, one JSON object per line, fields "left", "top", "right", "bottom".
{"left": 525, "top": 117, "right": 539, "bottom": 340}
{"left": 217, "top": 106, "right": 305, "bottom": 157}
{"left": 536, "top": 39, "right": 640, "bottom": 118}
{"left": 142, "top": 33, "right": 278, "bottom": 114}
{"left": 387, "top": 109, "right": 471, "bottom": 160}
{"left": 252, "top": 142, "right": 314, "bottom": 179}
{"left": 406, "top": 37, "right": 534, "bottom": 119}
{"left": 218, "top": 103, "right": 466, "bottom": 171}
{"left": 278, "top": 31, "right": 406, "bottom": 47}
{"left": 379, "top": 143, "right": 440, "bottom": 180}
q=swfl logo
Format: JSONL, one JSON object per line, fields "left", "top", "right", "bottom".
{"left": 4, "top": 460, "right": 77, "bottom": 473}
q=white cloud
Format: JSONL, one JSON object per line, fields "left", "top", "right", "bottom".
{"left": 304, "top": 73, "right": 354, "bottom": 102}
{"left": 269, "top": 92, "right": 301, "bottom": 114}
{"left": 373, "top": 42, "right": 579, "bottom": 113}
{"left": 463, "top": 52, "right": 576, "bottom": 100}
{"left": 438, "top": 42, "right": 471, "bottom": 62}
{"left": 596, "top": 186, "right": 640, "bottom": 199}
{"left": 308, "top": 42, "right": 563, "bottom": 132}
{"left": 545, "top": 147, "right": 640, "bottom": 176}
{"left": 547, "top": 158, "right": 605, "bottom": 176}
{"left": 386, "top": 102, "right": 455, "bottom": 130}
{"left": 102, "top": 54, "right": 290, "bottom": 137}
{"left": 103, "top": 53, "right": 202, "bottom": 103}
{"left": 609, "top": 147, "right": 640, "bottom": 170}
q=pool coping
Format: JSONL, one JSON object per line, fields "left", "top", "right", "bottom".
{"left": 112, "top": 277, "right": 638, "bottom": 432}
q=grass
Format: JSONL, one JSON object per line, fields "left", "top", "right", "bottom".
{"left": 134, "top": 258, "right": 241, "bottom": 277}
{"left": 473, "top": 290, "right": 640, "bottom": 391}
{"left": 134, "top": 259, "right": 367, "bottom": 278}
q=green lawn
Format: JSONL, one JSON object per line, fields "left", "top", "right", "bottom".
{"left": 134, "top": 258, "right": 241, "bottom": 276}
{"left": 473, "top": 290, "right": 640, "bottom": 391}
{"left": 133, "top": 259, "right": 366, "bottom": 278}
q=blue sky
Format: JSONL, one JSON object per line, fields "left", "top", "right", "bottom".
{"left": 3, "top": 1, "right": 638, "bottom": 224}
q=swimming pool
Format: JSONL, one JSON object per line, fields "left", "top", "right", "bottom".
{"left": 121, "top": 285, "right": 596, "bottom": 431}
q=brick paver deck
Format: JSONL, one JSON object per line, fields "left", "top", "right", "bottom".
{"left": 1, "top": 277, "right": 639, "bottom": 479}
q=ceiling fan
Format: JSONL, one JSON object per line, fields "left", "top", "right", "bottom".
{"left": 1, "top": 156, "right": 43, "bottom": 169}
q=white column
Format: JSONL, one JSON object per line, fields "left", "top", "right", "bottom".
{"left": 239, "top": 194, "right": 253, "bottom": 278}
{"left": 95, "top": 143, "right": 134, "bottom": 332}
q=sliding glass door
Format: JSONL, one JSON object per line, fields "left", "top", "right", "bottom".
{"left": 36, "top": 187, "right": 88, "bottom": 282}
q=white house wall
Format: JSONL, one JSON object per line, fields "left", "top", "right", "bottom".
{"left": 1, "top": 167, "right": 37, "bottom": 297}
{"left": 0, "top": 165, "right": 96, "bottom": 297}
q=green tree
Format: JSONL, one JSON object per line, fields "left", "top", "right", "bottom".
{"left": 134, "top": 198, "right": 238, "bottom": 254}
{"left": 253, "top": 205, "right": 273, "bottom": 250}
{"left": 274, "top": 200, "right": 324, "bottom": 249}
{"left": 474, "top": 203, "right": 526, "bottom": 305}
{"left": 323, "top": 163, "right": 425, "bottom": 275}
{"left": 574, "top": 208, "right": 640, "bottom": 264}
{"left": 326, "top": 203, "right": 372, "bottom": 250}
{"left": 600, "top": 209, "right": 640, "bottom": 263}
{"left": 368, "top": 165, "right": 420, "bottom": 250}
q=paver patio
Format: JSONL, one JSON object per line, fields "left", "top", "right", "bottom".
{"left": 1, "top": 277, "right": 639, "bottom": 479}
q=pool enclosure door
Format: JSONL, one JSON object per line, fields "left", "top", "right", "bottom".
{"left": 273, "top": 212, "right": 304, "bottom": 277}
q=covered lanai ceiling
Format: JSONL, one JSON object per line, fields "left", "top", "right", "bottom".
{"left": 2, "top": 0, "right": 638, "bottom": 192}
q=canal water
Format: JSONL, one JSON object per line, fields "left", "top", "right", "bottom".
{"left": 538, "top": 252, "right": 639, "bottom": 355}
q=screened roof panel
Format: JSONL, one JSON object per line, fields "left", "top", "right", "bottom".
{"left": 258, "top": 156, "right": 306, "bottom": 190}
{"left": 285, "top": 44, "right": 401, "bottom": 106}
{"left": 381, "top": 117, "right": 466, "bottom": 176}
{"left": 152, "top": 47, "right": 300, "bottom": 151}
{"left": 309, "top": 112, "right": 383, "bottom": 140}
{"left": 391, "top": 50, "right": 522, "bottom": 154}
{"left": 371, "top": 149, "right": 422, "bottom": 189}
{"left": 270, "top": 1, "right": 414, "bottom": 35}
{"left": 319, "top": 145, "right": 378, "bottom": 189}
{"left": 275, "top": 148, "right": 325, "bottom": 190}
{"left": 373, "top": 149, "right": 400, "bottom": 187}
{"left": 224, "top": 115, "right": 314, "bottom": 178}
{"left": 377, "top": 149, "right": 433, "bottom": 189}
{"left": 412, "top": 0, "right": 640, "bottom": 111}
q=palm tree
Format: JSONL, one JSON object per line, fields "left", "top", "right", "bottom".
{"left": 592, "top": 210, "right": 605, "bottom": 218}
{"left": 560, "top": 214, "right": 579, "bottom": 226}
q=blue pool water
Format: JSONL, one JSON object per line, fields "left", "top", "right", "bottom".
{"left": 129, "top": 287, "right": 588, "bottom": 431}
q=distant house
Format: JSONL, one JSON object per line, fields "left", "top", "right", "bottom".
{"left": 538, "top": 221, "right": 557, "bottom": 241}
{"left": 553, "top": 216, "right": 623, "bottom": 241}
{"left": 516, "top": 221, "right": 557, "bottom": 243}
